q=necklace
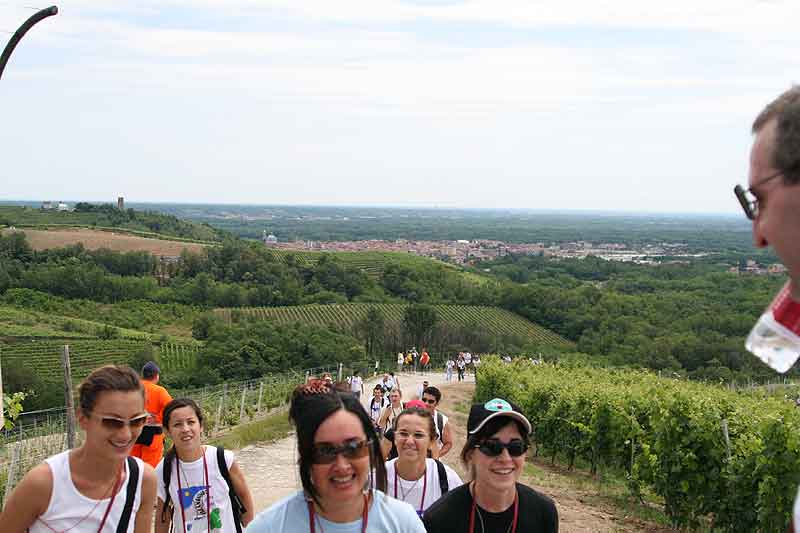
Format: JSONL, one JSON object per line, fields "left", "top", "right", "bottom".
{"left": 468, "top": 482, "right": 518, "bottom": 533}
{"left": 176, "top": 447, "right": 211, "bottom": 533}
{"left": 37, "top": 460, "right": 124, "bottom": 533}
{"left": 393, "top": 463, "right": 427, "bottom": 515}
{"left": 307, "top": 493, "right": 369, "bottom": 533}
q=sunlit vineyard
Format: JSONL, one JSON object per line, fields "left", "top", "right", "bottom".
{"left": 156, "top": 343, "right": 201, "bottom": 372}
{"left": 476, "top": 357, "right": 800, "bottom": 531}
{"left": 214, "top": 303, "right": 571, "bottom": 347}
{"left": 262, "top": 248, "right": 456, "bottom": 277}
{"left": 0, "top": 339, "right": 151, "bottom": 381}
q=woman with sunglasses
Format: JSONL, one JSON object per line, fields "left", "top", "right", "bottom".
{"left": 422, "top": 398, "right": 558, "bottom": 533}
{"left": 1, "top": 365, "right": 157, "bottom": 533}
{"left": 384, "top": 406, "right": 462, "bottom": 518}
{"left": 246, "top": 379, "right": 426, "bottom": 532}
{"left": 155, "top": 398, "right": 254, "bottom": 533}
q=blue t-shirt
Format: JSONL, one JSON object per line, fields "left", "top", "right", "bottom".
{"left": 246, "top": 490, "right": 425, "bottom": 533}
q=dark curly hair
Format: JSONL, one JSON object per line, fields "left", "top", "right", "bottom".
{"left": 752, "top": 85, "right": 800, "bottom": 185}
{"left": 289, "top": 382, "right": 387, "bottom": 508}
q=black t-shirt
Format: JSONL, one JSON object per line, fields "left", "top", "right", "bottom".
{"left": 423, "top": 482, "right": 558, "bottom": 533}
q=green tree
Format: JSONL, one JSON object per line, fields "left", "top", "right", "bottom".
{"left": 354, "top": 306, "right": 385, "bottom": 358}
{"left": 402, "top": 304, "right": 438, "bottom": 350}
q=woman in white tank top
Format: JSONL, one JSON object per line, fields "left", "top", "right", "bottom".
{"left": 0, "top": 365, "right": 157, "bottom": 533}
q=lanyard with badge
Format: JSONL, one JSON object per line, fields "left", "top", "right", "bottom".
{"left": 176, "top": 452, "right": 212, "bottom": 533}
{"left": 393, "top": 467, "right": 427, "bottom": 517}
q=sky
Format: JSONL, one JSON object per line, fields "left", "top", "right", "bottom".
{"left": 1, "top": 1, "right": 799, "bottom": 213}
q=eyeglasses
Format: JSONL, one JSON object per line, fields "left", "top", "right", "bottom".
{"left": 91, "top": 413, "right": 149, "bottom": 431}
{"left": 734, "top": 171, "right": 783, "bottom": 220}
{"left": 474, "top": 439, "right": 528, "bottom": 458}
{"left": 421, "top": 398, "right": 436, "bottom": 405}
{"left": 311, "top": 439, "right": 372, "bottom": 464}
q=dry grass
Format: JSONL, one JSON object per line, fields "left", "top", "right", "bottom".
{"left": 6, "top": 228, "right": 207, "bottom": 256}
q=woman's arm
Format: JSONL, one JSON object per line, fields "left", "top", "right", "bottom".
{"left": 0, "top": 463, "right": 52, "bottom": 533}
{"left": 229, "top": 461, "right": 255, "bottom": 526}
{"left": 134, "top": 464, "right": 157, "bottom": 533}
{"left": 439, "top": 423, "right": 454, "bottom": 457}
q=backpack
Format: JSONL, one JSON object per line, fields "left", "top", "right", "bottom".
{"left": 434, "top": 459, "right": 449, "bottom": 495}
{"left": 161, "top": 446, "right": 246, "bottom": 533}
{"left": 433, "top": 411, "right": 445, "bottom": 445}
{"left": 116, "top": 457, "right": 140, "bottom": 533}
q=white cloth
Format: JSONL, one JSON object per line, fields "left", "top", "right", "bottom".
{"left": 29, "top": 451, "right": 143, "bottom": 533}
{"left": 368, "top": 397, "right": 388, "bottom": 425}
{"left": 350, "top": 376, "right": 363, "bottom": 393}
{"left": 246, "top": 490, "right": 425, "bottom": 533}
{"left": 155, "top": 446, "right": 238, "bottom": 533}
{"left": 385, "top": 458, "right": 463, "bottom": 515}
{"left": 432, "top": 411, "right": 448, "bottom": 448}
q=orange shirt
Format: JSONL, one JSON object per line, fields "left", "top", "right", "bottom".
{"left": 142, "top": 379, "right": 172, "bottom": 424}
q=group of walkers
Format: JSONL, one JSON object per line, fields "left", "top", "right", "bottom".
{"left": 1, "top": 362, "right": 558, "bottom": 532}
{"left": 445, "top": 352, "right": 479, "bottom": 382}
{"left": 397, "top": 348, "right": 431, "bottom": 374}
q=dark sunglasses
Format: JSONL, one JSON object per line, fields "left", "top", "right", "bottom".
{"left": 312, "top": 439, "right": 372, "bottom": 464}
{"left": 92, "top": 413, "right": 149, "bottom": 431}
{"left": 422, "top": 398, "right": 436, "bottom": 405}
{"left": 475, "top": 439, "right": 528, "bottom": 458}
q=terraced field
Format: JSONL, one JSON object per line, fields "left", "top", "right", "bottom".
{"left": 215, "top": 304, "right": 572, "bottom": 347}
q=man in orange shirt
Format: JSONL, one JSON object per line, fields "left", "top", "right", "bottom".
{"left": 129, "top": 361, "right": 172, "bottom": 467}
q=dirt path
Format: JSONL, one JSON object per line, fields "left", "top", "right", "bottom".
{"left": 235, "top": 374, "right": 671, "bottom": 532}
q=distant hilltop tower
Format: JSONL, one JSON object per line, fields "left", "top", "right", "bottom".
{"left": 117, "top": 196, "right": 125, "bottom": 210}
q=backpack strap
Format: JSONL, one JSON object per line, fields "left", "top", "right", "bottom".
{"left": 160, "top": 453, "right": 174, "bottom": 529}
{"left": 116, "top": 457, "right": 139, "bottom": 533}
{"left": 435, "top": 411, "right": 444, "bottom": 442}
{"left": 434, "top": 459, "right": 449, "bottom": 495}
{"left": 217, "top": 446, "right": 246, "bottom": 533}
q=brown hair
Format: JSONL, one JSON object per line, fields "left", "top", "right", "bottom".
{"left": 393, "top": 406, "right": 436, "bottom": 439}
{"left": 752, "top": 85, "right": 800, "bottom": 185}
{"left": 78, "top": 365, "right": 143, "bottom": 414}
{"left": 460, "top": 416, "right": 529, "bottom": 479}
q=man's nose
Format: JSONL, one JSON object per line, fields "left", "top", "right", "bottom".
{"left": 752, "top": 218, "right": 769, "bottom": 248}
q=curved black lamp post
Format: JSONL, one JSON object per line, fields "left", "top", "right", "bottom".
{"left": 0, "top": 5, "right": 58, "bottom": 80}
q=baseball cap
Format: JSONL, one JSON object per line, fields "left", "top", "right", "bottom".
{"left": 142, "top": 361, "right": 160, "bottom": 377}
{"left": 404, "top": 399, "right": 427, "bottom": 410}
{"left": 467, "top": 398, "right": 531, "bottom": 436}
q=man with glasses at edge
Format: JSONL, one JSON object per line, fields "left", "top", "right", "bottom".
{"left": 421, "top": 387, "right": 454, "bottom": 459}
{"left": 734, "top": 87, "right": 800, "bottom": 532}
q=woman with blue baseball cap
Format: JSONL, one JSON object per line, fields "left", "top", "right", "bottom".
{"left": 422, "top": 398, "right": 558, "bottom": 533}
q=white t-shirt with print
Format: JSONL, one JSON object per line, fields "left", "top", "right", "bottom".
{"left": 156, "top": 446, "right": 238, "bottom": 533}
{"left": 385, "top": 458, "right": 463, "bottom": 515}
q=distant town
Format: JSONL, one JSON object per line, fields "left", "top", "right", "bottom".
{"left": 261, "top": 231, "right": 784, "bottom": 273}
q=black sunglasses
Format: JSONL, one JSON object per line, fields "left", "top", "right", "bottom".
{"left": 311, "top": 439, "right": 372, "bottom": 464}
{"left": 734, "top": 171, "right": 783, "bottom": 220}
{"left": 475, "top": 439, "right": 528, "bottom": 458}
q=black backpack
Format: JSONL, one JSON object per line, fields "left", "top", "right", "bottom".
{"left": 161, "top": 446, "right": 246, "bottom": 533}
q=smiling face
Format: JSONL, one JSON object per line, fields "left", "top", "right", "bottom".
{"left": 310, "top": 409, "right": 371, "bottom": 505}
{"left": 394, "top": 413, "right": 433, "bottom": 463}
{"left": 421, "top": 392, "right": 437, "bottom": 412}
{"left": 166, "top": 405, "right": 203, "bottom": 456}
{"left": 468, "top": 422, "right": 525, "bottom": 494}
{"left": 389, "top": 390, "right": 402, "bottom": 407}
{"left": 78, "top": 390, "right": 146, "bottom": 459}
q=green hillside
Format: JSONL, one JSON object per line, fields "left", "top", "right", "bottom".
{"left": 262, "top": 248, "right": 459, "bottom": 277}
{"left": 215, "top": 303, "right": 572, "bottom": 348}
{"left": 0, "top": 305, "right": 156, "bottom": 341}
{"left": 0, "top": 204, "right": 224, "bottom": 242}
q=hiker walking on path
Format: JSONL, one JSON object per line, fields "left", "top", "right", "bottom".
{"left": 422, "top": 398, "right": 559, "bottom": 533}
{"left": 379, "top": 389, "right": 409, "bottom": 461}
{"left": 420, "top": 350, "right": 430, "bottom": 375}
{"left": 456, "top": 356, "right": 466, "bottom": 382}
{"left": 1, "top": 365, "right": 157, "bottom": 533}
{"left": 421, "top": 387, "right": 454, "bottom": 459}
{"left": 445, "top": 358, "right": 454, "bottom": 382}
{"left": 385, "top": 406, "right": 463, "bottom": 518}
{"left": 155, "top": 398, "right": 254, "bottom": 533}
{"left": 368, "top": 384, "right": 390, "bottom": 432}
{"left": 131, "top": 361, "right": 173, "bottom": 468}
{"left": 246, "top": 380, "right": 425, "bottom": 532}
{"left": 350, "top": 370, "right": 364, "bottom": 400}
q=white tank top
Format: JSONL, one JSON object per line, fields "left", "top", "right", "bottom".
{"left": 29, "top": 450, "right": 143, "bottom": 533}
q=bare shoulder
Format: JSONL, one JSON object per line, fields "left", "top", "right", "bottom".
{"left": 20, "top": 462, "right": 54, "bottom": 494}
{"left": 140, "top": 462, "right": 157, "bottom": 485}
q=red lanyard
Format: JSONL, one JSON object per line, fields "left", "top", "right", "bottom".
{"left": 95, "top": 463, "right": 124, "bottom": 533}
{"left": 393, "top": 465, "right": 427, "bottom": 515}
{"left": 176, "top": 449, "right": 211, "bottom": 533}
{"left": 307, "top": 493, "right": 369, "bottom": 533}
{"left": 468, "top": 483, "right": 518, "bottom": 533}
